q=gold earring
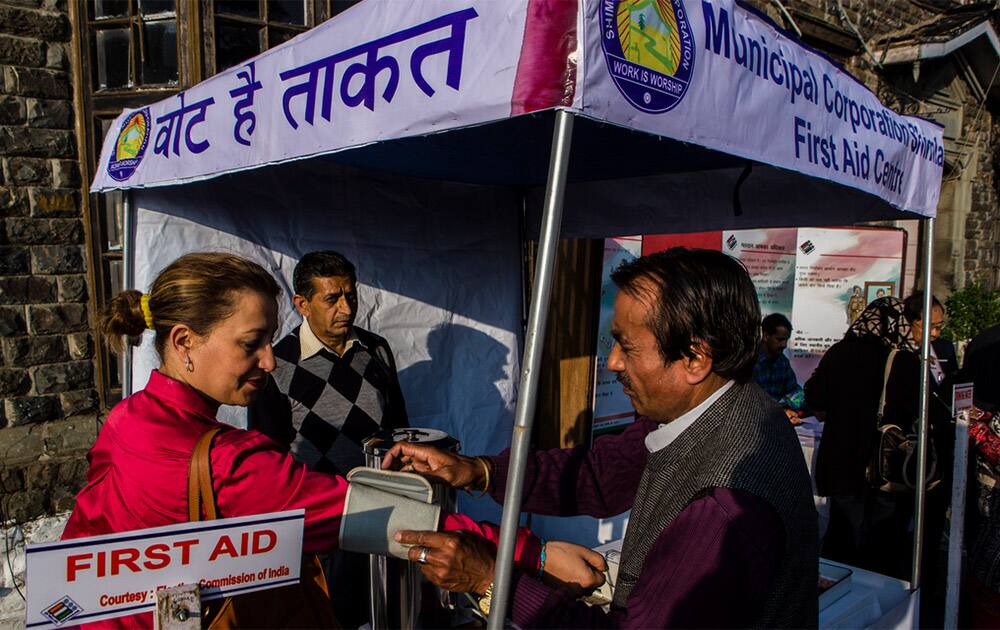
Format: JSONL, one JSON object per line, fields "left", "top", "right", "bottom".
{"left": 185, "top": 356, "right": 194, "bottom": 372}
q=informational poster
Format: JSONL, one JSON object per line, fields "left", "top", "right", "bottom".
{"left": 722, "top": 228, "right": 797, "bottom": 317}
{"left": 593, "top": 227, "right": 906, "bottom": 437}
{"left": 789, "top": 227, "right": 905, "bottom": 382}
{"left": 591, "top": 236, "right": 642, "bottom": 439}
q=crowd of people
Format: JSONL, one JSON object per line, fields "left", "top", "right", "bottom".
{"left": 748, "top": 289, "right": 1000, "bottom": 626}
{"left": 60, "top": 245, "right": 1000, "bottom": 628}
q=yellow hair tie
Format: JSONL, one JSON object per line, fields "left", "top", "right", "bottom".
{"left": 140, "top": 294, "right": 154, "bottom": 329}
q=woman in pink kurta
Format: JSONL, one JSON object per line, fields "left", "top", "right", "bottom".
{"left": 61, "top": 253, "right": 550, "bottom": 628}
{"left": 63, "top": 368, "right": 351, "bottom": 554}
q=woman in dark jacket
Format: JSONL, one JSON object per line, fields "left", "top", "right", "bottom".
{"left": 806, "top": 297, "right": 922, "bottom": 579}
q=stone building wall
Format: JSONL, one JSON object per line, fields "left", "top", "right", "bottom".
{"left": 749, "top": 0, "right": 1000, "bottom": 292}
{"left": 965, "top": 118, "right": 1000, "bottom": 286}
{"left": 0, "top": 0, "right": 100, "bottom": 609}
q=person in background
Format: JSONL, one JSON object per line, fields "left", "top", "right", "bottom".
{"left": 902, "top": 292, "right": 952, "bottom": 384}
{"left": 961, "top": 323, "right": 1000, "bottom": 413}
{"left": 249, "top": 250, "right": 408, "bottom": 626}
{"left": 806, "top": 297, "right": 922, "bottom": 579}
{"left": 63, "top": 252, "right": 601, "bottom": 629}
{"left": 249, "top": 250, "right": 407, "bottom": 474}
{"left": 385, "top": 249, "right": 819, "bottom": 628}
{"left": 753, "top": 313, "right": 805, "bottom": 424}
{"left": 960, "top": 324, "right": 1000, "bottom": 627}
{"left": 902, "top": 292, "right": 958, "bottom": 622}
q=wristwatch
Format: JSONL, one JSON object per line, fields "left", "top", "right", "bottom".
{"left": 477, "top": 582, "right": 494, "bottom": 616}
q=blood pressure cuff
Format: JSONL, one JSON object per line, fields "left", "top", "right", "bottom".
{"left": 339, "top": 468, "right": 441, "bottom": 559}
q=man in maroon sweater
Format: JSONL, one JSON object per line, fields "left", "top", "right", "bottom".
{"left": 387, "top": 248, "right": 818, "bottom": 628}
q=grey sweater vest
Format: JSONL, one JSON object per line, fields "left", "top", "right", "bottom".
{"left": 612, "top": 382, "right": 818, "bottom": 628}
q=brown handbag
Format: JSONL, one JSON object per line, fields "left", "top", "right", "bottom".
{"left": 188, "top": 426, "right": 339, "bottom": 629}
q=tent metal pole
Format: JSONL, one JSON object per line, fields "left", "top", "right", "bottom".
{"left": 911, "top": 216, "right": 935, "bottom": 590}
{"left": 487, "top": 109, "right": 574, "bottom": 629}
{"left": 122, "top": 190, "right": 135, "bottom": 397}
{"left": 944, "top": 410, "right": 970, "bottom": 628}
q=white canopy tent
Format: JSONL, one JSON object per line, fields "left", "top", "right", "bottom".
{"left": 92, "top": 0, "right": 945, "bottom": 624}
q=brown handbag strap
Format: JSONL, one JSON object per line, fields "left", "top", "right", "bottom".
{"left": 188, "top": 426, "right": 224, "bottom": 522}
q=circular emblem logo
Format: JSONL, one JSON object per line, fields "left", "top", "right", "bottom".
{"left": 601, "top": 0, "right": 696, "bottom": 114}
{"left": 107, "top": 109, "right": 150, "bottom": 182}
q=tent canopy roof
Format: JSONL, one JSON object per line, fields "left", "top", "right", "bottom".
{"left": 92, "top": 0, "right": 945, "bottom": 232}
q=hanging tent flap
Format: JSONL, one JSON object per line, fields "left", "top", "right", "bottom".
{"left": 577, "top": 0, "right": 943, "bottom": 218}
{"left": 93, "top": 0, "right": 942, "bottom": 222}
{"left": 91, "top": 0, "right": 551, "bottom": 192}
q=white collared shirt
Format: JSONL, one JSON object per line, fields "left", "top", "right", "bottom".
{"left": 929, "top": 344, "right": 944, "bottom": 384}
{"left": 298, "top": 318, "right": 361, "bottom": 361}
{"left": 644, "top": 380, "right": 735, "bottom": 453}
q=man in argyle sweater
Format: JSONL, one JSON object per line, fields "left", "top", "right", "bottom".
{"left": 249, "top": 250, "right": 407, "bottom": 625}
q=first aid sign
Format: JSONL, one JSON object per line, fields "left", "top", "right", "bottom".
{"left": 25, "top": 510, "right": 305, "bottom": 628}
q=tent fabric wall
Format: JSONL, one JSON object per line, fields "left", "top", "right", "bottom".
{"left": 129, "top": 164, "right": 524, "bottom": 522}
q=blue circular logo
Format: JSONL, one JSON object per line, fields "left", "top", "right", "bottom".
{"left": 107, "top": 109, "right": 150, "bottom": 182}
{"left": 601, "top": 0, "right": 696, "bottom": 114}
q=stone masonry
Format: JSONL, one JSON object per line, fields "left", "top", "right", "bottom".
{"left": 0, "top": 0, "right": 98, "bottom": 552}
{"left": 0, "top": 1, "right": 100, "bottom": 622}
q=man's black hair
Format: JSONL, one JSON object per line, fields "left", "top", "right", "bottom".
{"left": 611, "top": 248, "right": 761, "bottom": 382}
{"left": 293, "top": 250, "right": 357, "bottom": 299}
{"left": 762, "top": 313, "right": 792, "bottom": 335}
{"left": 902, "top": 291, "right": 943, "bottom": 323}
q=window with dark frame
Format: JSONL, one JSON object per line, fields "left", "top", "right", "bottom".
{"left": 83, "top": 0, "right": 183, "bottom": 405}
{"left": 90, "top": 0, "right": 180, "bottom": 91}
{"left": 213, "top": 1, "right": 311, "bottom": 74}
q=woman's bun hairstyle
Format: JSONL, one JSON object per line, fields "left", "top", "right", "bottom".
{"left": 99, "top": 252, "right": 280, "bottom": 358}
{"left": 100, "top": 289, "right": 147, "bottom": 353}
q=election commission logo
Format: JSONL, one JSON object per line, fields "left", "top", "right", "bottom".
{"left": 107, "top": 108, "right": 150, "bottom": 182}
{"left": 601, "top": 0, "right": 695, "bottom": 113}
{"left": 41, "top": 595, "right": 83, "bottom": 626}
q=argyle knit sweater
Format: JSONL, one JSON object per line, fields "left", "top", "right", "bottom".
{"left": 249, "top": 325, "right": 407, "bottom": 475}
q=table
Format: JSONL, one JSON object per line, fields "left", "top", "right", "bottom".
{"left": 819, "top": 559, "right": 916, "bottom": 629}
{"left": 796, "top": 415, "right": 829, "bottom": 538}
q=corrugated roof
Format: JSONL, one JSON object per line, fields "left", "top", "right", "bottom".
{"left": 874, "top": 3, "right": 996, "bottom": 47}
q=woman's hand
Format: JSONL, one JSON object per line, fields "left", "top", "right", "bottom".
{"left": 397, "top": 530, "right": 495, "bottom": 594}
{"left": 541, "top": 540, "right": 607, "bottom": 592}
{"left": 382, "top": 443, "right": 486, "bottom": 490}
